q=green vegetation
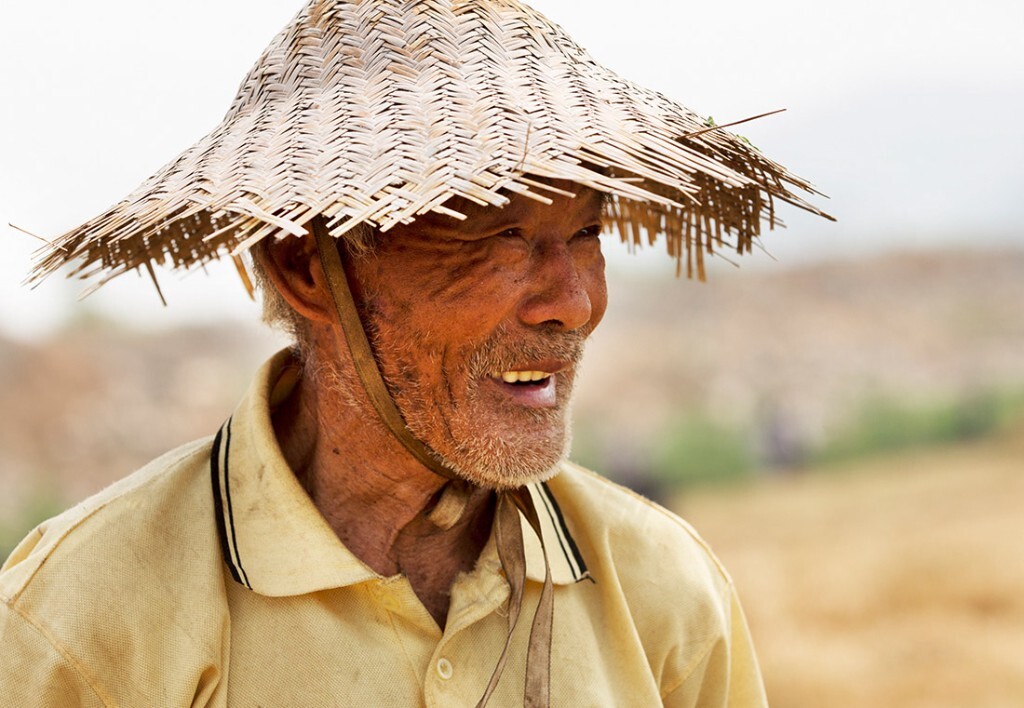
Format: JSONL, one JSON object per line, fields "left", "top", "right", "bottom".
{"left": 576, "top": 386, "right": 1024, "bottom": 492}
{"left": 0, "top": 490, "right": 66, "bottom": 565}
{"left": 571, "top": 414, "right": 756, "bottom": 490}
{"left": 650, "top": 416, "right": 756, "bottom": 488}
{"left": 814, "top": 388, "right": 1024, "bottom": 466}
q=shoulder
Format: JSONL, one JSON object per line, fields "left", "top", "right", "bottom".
{"left": 0, "top": 436, "right": 229, "bottom": 704}
{"left": 547, "top": 463, "right": 765, "bottom": 703}
{"left": 2, "top": 436, "right": 218, "bottom": 599}
{"left": 549, "top": 460, "right": 733, "bottom": 591}
{"left": 548, "top": 461, "right": 736, "bottom": 640}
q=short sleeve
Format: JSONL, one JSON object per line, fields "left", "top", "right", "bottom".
{"left": 662, "top": 584, "right": 768, "bottom": 707}
{"left": 0, "top": 600, "right": 108, "bottom": 708}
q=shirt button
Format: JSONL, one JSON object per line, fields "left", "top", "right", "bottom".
{"left": 436, "top": 658, "right": 454, "bottom": 680}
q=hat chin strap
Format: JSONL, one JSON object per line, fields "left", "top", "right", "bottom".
{"left": 310, "top": 216, "right": 553, "bottom": 707}
{"left": 310, "top": 215, "right": 469, "bottom": 528}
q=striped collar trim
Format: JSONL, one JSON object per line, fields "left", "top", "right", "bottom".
{"left": 210, "top": 421, "right": 249, "bottom": 589}
{"left": 209, "top": 351, "right": 590, "bottom": 596}
{"left": 521, "top": 481, "right": 590, "bottom": 585}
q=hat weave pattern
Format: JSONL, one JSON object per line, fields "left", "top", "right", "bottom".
{"left": 32, "top": 0, "right": 828, "bottom": 287}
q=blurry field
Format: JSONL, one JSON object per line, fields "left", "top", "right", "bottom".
{"left": 677, "top": 428, "right": 1024, "bottom": 708}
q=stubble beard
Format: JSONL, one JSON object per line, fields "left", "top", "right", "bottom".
{"left": 312, "top": 320, "right": 587, "bottom": 490}
{"left": 427, "top": 325, "right": 587, "bottom": 490}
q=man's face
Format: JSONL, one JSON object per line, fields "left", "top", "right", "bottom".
{"left": 345, "top": 183, "right": 608, "bottom": 489}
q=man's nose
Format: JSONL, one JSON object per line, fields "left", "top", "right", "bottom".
{"left": 516, "top": 242, "right": 595, "bottom": 331}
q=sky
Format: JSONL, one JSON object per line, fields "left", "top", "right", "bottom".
{"left": 1, "top": 0, "right": 1021, "bottom": 339}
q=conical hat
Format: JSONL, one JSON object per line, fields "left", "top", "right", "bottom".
{"left": 31, "top": 0, "right": 829, "bottom": 288}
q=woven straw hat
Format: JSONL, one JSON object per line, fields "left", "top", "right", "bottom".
{"left": 31, "top": 0, "right": 829, "bottom": 290}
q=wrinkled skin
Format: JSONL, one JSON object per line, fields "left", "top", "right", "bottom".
{"left": 345, "top": 183, "right": 608, "bottom": 489}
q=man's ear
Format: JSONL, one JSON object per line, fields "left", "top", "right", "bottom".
{"left": 258, "top": 232, "right": 335, "bottom": 325}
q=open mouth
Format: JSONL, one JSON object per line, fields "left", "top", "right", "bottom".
{"left": 497, "top": 370, "right": 553, "bottom": 386}
{"left": 488, "top": 368, "right": 561, "bottom": 408}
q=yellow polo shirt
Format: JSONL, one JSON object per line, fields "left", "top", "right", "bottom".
{"left": 1, "top": 351, "right": 767, "bottom": 707}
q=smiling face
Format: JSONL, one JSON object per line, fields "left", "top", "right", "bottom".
{"left": 342, "top": 183, "right": 608, "bottom": 489}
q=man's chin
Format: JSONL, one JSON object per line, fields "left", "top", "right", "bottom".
{"left": 436, "top": 426, "right": 572, "bottom": 491}
{"left": 454, "top": 456, "right": 565, "bottom": 491}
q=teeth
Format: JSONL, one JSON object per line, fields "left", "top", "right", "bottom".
{"left": 500, "top": 371, "right": 551, "bottom": 383}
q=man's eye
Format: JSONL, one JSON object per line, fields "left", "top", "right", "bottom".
{"left": 483, "top": 228, "right": 524, "bottom": 242}
{"left": 575, "top": 225, "right": 603, "bottom": 239}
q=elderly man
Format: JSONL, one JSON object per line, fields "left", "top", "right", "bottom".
{"left": 1, "top": 0, "right": 827, "bottom": 705}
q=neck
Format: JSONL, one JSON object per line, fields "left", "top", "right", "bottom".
{"left": 271, "top": 345, "right": 494, "bottom": 625}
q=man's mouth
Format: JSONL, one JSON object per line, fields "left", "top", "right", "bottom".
{"left": 497, "top": 370, "right": 553, "bottom": 385}
{"left": 487, "top": 365, "right": 566, "bottom": 408}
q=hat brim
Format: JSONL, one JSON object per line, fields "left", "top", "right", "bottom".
{"left": 31, "top": 0, "right": 831, "bottom": 288}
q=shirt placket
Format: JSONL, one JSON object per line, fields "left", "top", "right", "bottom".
{"left": 423, "top": 563, "right": 512, "bottom": 707}
{"left": 367, "top": 576, "right": 440, "bottom": 691}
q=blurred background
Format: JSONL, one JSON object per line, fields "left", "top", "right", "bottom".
{"left": 2, "top": 1, "right": 1022, "bottom": 705}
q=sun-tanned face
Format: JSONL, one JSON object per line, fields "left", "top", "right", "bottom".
{"left": 341, "top": 182, "right": 607, "bottom": 489}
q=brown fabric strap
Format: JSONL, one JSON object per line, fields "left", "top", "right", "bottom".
{"left": 311, "top": 217, "right": 470, "bottom": 529}
{"left": 312, "top": 216, "right": 456, "bottom": 482}
{"left": 476, "top": 490, "right": 553, "bottom": 708}
{"left": 311, "top": 217, "right": 552, "bottom": 706}
{"left": 476, "top": 494, "right": 528, "bottom": 707}
{"left": 509, "top": 488, "right": 555, "bottom": 708}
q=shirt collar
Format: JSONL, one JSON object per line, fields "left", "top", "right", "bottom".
{"left": 210, "top": 350, "right": 589, "bottom": 597}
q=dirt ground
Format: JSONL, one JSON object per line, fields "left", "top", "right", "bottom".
{"left": 675, "top": 429, "right": 1024, "bottom": 708}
